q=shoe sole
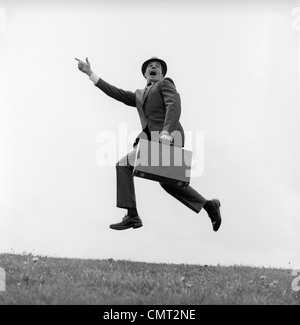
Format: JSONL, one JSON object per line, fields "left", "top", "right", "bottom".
{"left": 133, "top": 223, "right": 143, "bottom": 229}
{"left": 211, "top": 199, "right": 221, "bottom": 232}
{"left": 110, "top": 223, "right": 143, "bottom": 230}
{"left": 213, "top": 199, "right": 221, "bottom": 208}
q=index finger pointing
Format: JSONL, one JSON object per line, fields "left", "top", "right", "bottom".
{"left": 75, "top": 58, "right": 84, "bottom": 63}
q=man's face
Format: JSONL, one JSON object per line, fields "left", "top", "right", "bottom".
{"left": 145, "top": 61, "right": 164, "bottom": 83}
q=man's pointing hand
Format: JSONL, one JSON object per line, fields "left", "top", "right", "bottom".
{"left": 75, "top": 57, "right": 92, "bottom": 76}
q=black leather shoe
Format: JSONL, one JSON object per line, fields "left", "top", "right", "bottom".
{"left": 209, "top": 199, "right": 222, "bottom": 232}
{"left": 109, "top": 215, "right": 143, "bottom": 230}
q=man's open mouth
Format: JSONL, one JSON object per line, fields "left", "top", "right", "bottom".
{"left": 150, "top": 70, "right": 157, "bottom": 76}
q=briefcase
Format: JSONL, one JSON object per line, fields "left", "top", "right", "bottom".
{"left": 132, "top": 139, "right": 192, "bottom": 188}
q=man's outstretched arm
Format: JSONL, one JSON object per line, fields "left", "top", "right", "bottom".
{"left": 75, "top": 57, "right": 136, "bottom": 107}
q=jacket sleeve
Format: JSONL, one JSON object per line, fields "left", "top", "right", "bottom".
{"left": 94, "top": 78, "right": 136, "bottom": 107}
{"left": 160, "top": 78, "right": 181, "bottom": 135}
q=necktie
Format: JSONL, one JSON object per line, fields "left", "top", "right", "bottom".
{"left": 143, "top": 83, "right": 152, "bottom": 101}
{"left": 145, "top": 82, "right": 152, "bottom": 90}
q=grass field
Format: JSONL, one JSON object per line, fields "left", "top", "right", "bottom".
{"left": 0, "top": 253, "right": 299, "bottom": 305}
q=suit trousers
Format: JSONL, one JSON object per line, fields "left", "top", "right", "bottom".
{"left": 116, "top": 148, "right": 207, "bottom": 213}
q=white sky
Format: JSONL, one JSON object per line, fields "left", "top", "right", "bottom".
{"left": 0, "top": 0, "right": 299, "bottom": 268}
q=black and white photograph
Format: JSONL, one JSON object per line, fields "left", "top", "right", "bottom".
{"left": 0, "top": 0, "right": 299, "bottom": 308}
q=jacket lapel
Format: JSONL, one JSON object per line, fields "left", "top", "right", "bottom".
{"left": 135, "top": 90, "right": 147, "bottom": 128}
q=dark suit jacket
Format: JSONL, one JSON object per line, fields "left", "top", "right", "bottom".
{"left": 94, "top": 77, "right": 185, "bottom": 147}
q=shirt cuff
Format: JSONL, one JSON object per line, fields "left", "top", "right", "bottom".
{"left": 89, "top": 72, "right": 100, "bottom": 84}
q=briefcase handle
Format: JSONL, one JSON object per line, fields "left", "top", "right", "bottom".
{"left": 159, "top": 137, "right": 174, "bottom": 146}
